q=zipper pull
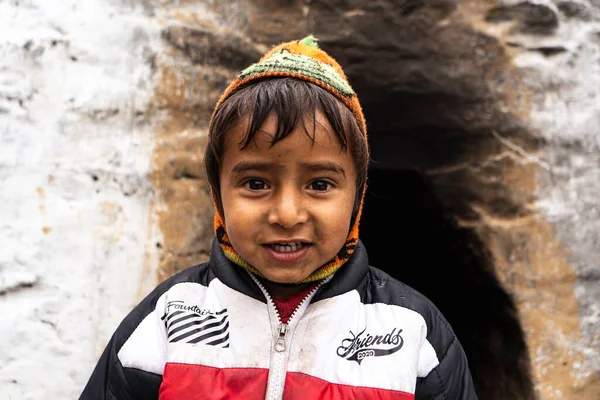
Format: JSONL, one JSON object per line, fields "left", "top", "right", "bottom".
{"left": 274, "top": 323, "right": 288, "bottom": 352}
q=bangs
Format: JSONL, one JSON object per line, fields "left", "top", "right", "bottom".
{"left": 218, "top": 78, "right": 353, "bottom": 150}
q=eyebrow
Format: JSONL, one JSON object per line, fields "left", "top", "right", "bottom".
{"left": 230, "top": 161, "right": 279, "bottom": 177}
{"left": 300, "top": 162, "right": 346, "bottom": 177}
{"left": 230, "top": 161, "right": 346, "bottom": 177}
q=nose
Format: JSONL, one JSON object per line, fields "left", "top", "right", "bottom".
{"left": 267, "top": 185, "right": 308, "bottom": 228}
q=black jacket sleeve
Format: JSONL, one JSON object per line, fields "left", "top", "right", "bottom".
{"left": 78, "top": 284, "right": 170, "bottom": 399}
{"left": 413, "top": 293, "right": 477, "bottom": 400}
{"left": 79, "top": 263, "right": 211, "bottom": 400}
{"left": 415, "top": 334, "right": 477, "bottom": 399}
{"left": 78, "top": 333, "right": 162, "bottom": 400}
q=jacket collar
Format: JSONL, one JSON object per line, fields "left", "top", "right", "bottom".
{"left": 209, "top": 238, "right": 265, "bottom": 302}
{"left": 209, "top": 238, "right": 370, "bottom": 303}
{"left": 313, "top": 240, "right": 369, "bottom": 302}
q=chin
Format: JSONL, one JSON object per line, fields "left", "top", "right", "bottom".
{"left": 263, "top": 270, "right": 310, "bottom": 284}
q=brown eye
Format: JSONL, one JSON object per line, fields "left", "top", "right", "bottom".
{"left": 310, "top": 180, "right": 332, "bottom": 192}
{"left": 246, "top": 179, "right": 266, "bottom": 190}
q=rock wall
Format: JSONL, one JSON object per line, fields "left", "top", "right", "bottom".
{"left": 473, "top": 1, "right": 600, "bottom": 397}
{"left": 1, "top": 0, "right": 599, "bottom": 398}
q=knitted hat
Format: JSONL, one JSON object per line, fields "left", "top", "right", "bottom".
{"left": 210, "top": 35, "right": 368, "bottom": 283}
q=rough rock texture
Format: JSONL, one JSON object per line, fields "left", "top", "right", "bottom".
{"left": 150, "top": 4, "right": 254, "bottom": 279}
{"left": 2, "top": 0, "right": 600, "bottom": 399}
{"left": 521, "top": 0, "right": 600, "bottom": 393}
{"left": 0, "top": 1, "right": 160, "bottom": 398}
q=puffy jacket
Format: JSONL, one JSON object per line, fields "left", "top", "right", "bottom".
{"left": 80, "top": 239, "right": 477, "bottom": 399}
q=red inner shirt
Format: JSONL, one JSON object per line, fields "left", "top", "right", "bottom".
{"left": 271, "top": 283, "right": 319, "bottom": 324}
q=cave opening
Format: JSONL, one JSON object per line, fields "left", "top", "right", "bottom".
{"left": 358, "top": 97, "right": 535, "bottom": 399}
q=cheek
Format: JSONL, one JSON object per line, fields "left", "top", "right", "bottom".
{"left": 320, "top": 192, "right": 356, "bottom": 234}
{"left": 220, "top": 195, "right": 270, "bottom": 248}
{"left": 223, "top": 196, "right": 258, "bottom": 228}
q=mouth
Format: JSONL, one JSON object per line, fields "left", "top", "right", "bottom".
{"left": 265, "top": 242, "right": 310, "bottom": 253}
{"left": 262, "top": 241, "right": 312, "bottom": 262}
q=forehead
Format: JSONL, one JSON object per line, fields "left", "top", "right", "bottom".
{"left": 220, "top": 112, "right": 355, "bottom": 175}
{"left": 224, "top": 111, "right": 346, "bottom": 155}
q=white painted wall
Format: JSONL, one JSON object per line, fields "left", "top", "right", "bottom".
{"left": 0, "top": 1, "right": 160, "bottom": 398}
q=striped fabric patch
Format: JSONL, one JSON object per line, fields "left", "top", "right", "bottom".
{"left": 162, "top": 308, "right": 230, "bottom": 348}
{"left": 238, "top": 50, "right": 355, "bottom": 97}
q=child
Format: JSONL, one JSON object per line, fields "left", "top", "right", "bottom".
{"left": 80, "top": 36, "right": 477, "bottom": 399}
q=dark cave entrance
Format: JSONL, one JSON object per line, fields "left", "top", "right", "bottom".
{"left": 359, "top": 130, "right": 534, "bottom": 399}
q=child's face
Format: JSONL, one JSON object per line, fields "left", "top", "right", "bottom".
{"left": 219, "top": 111, "right": 357, "bottom": 284}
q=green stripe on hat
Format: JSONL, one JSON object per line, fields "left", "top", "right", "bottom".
{"left": 238, "top": 49, "right": 355, "bottom": 97}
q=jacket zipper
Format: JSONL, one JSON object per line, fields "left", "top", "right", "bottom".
{"left": 249, "top": 273, "right": 331, "bottom": 400}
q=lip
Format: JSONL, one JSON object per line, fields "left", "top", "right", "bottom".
{"left": 263, "top": 239, "right": 311, "bottom": 245}
{"left": 262, "top": 243, "right": 312, "bottom": 263}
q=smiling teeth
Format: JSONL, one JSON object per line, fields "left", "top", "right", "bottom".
{"left": 272, "top": 243, "right": 303, "bottom": 253}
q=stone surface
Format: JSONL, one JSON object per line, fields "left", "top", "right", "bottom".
{"left": 519, "top": 1, "right": 600, "bottom": 393}
{"left": 1, "top": 0, "right": 599, "bottom": 398}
